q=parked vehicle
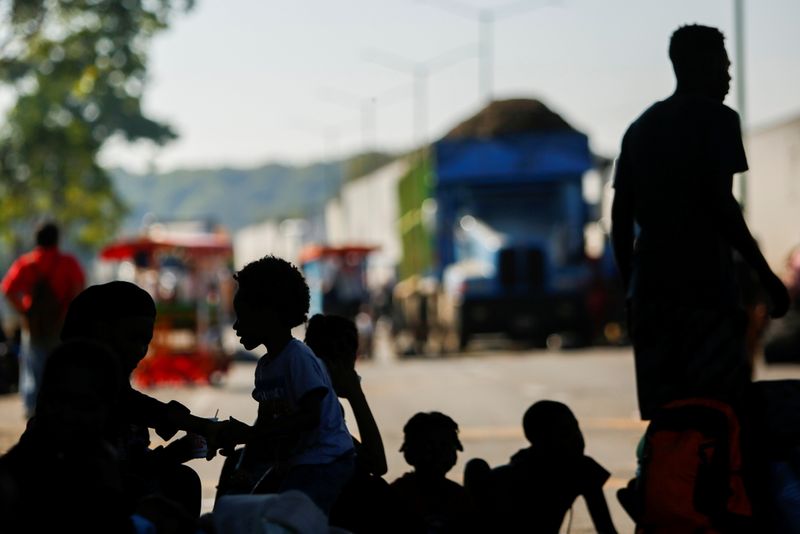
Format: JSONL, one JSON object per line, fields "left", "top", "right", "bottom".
{"left": 393, "top": 100, "right": 623, "bottom": 352}
{"left": 299, "top": 244, "right": 378, "bottom": 357}
{"left": 98, "top": 228, "right": 235, "bottom": 386}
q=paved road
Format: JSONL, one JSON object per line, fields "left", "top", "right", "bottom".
{"left": 2, "top": 342, "right": 799, "bottom": 532}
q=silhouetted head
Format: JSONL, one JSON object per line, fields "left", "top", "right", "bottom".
{"left": 233, "top": 255, "right": 310, "bottom": 350}
{"left": 400, "top": 411, "right": 463, "bottom": 477}
{"left": 61, "top": 281, "right": 156, "bottom": 376}
{"left": 35, "top": 339, "right": 121, "bottom": 448}
{"left": 669, "top": 24, "right": 730, "bottom": 101}
{"left": 523, "top": 400, "right": 585, "bottom": 458}
{"left": 35, "top": 221, "right": 59, "bottom": 248}
{"left": 305, "top": 314, "right": 358, "bottom": 367}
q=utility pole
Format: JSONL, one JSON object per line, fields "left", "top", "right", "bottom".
{"left": 317, "top": 84, "right": 409, "bottom": 153}
{"left": 417, "top": 0, "right": 551, "bottom": 104}
{"left": 363, "top": 43, "right": 477, "bottom": 148}
{"left": 317, "top": 86, "right": 377, "bottom": 152}
{"left": 733, "top": 0, "right": 747, "bottom": 211}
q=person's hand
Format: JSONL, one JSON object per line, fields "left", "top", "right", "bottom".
{"left": 327, "top": 360, "right": 362, "bottom": 400}
{"left": 764, "top": 272, "right": 790, "bottom": 318}
{"left": 163, "top": 433, "right": 204, "bottom": 464}
{"left": 206, "top": 417, "right": 252, "bottom": 460}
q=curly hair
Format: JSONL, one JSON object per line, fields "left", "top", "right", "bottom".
{"left": 234, "top": 255, "right": 310, "bottom": 328}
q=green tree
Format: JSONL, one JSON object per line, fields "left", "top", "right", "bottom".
{"left": 0, "top": 0, "right": 193, "bottom": 256}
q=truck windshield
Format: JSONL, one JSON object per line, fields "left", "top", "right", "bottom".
{"left": 461, "top": 186, "right": 563, "bottom": 237}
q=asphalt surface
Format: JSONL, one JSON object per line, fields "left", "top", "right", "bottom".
{"left": 2, "top": 338, "right": 799, "bottom": 533}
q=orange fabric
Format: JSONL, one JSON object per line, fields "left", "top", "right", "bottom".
{"left": 1, "top": 246, "right": 85, "bottom": 316}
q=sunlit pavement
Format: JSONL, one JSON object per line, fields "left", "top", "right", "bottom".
{"left": 2, "top": 339, "right": 799, "bottom": 533}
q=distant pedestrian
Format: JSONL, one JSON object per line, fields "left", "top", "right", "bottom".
{"left": 611, "top": 24, "right": 790, "bottom": 419}
{"left": 1, "top": 221, "right": 85, "bottom": 417}
{"left": 464, "top": 400, "right": 616, "bottom": 534}
{"left": 391, "top": 411, "right": 472, "bottom": 534}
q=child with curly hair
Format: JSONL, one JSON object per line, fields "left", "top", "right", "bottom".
{"left": 222, "top": 256, "right": 355, "bottom": 515}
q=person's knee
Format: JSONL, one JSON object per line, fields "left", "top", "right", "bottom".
{"left": 159, "top": 463, "right": 202, "bottom": 518}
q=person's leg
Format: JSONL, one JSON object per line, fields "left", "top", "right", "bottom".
{"left": 279, "top": 454, "right": 356, "bottom": 515}
{"left": 18, "top": 331, "right": 48, "bottom": 418}
{"left": 682, "top": 306, "right": 750, "bottom": 406}
{"left": 23, "top": 337, "right": 58, "bottom": 418}
{"left": 158, "top": 463, "right": 202, "bottom": 519}
{"left": 630, "top": 301, "right": 685, "bottom": 420}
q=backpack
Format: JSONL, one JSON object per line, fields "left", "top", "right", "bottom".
{"left": 26, "top": 265, "right": 62, "bottom": 340}
{"left": 636, "top": 398, "right": 752, "bottom": 533}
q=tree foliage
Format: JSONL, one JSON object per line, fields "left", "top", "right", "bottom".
{"left": 0, "top": 0, "right": 192, "bottom": 255}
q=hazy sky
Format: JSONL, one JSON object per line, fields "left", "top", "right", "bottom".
{"left": 97, "top": 0, "right": 800, "bottom": 173}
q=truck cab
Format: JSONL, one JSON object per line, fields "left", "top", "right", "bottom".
{"left": 434, "top": 131, "right": 595, "bottom": 347}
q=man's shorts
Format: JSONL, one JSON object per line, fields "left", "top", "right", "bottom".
{"left": 629, "top": 300, "right": 750, "bottom": 420}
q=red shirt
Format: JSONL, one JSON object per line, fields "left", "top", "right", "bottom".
{"left": 1, "top": 246, "right": 85, "bottom": 316}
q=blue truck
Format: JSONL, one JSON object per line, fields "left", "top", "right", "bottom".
{"left": 432, "top": 129, "right": 603, "bottom": 348}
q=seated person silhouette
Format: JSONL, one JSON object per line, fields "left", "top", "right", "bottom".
{"left": 391, "top": 411, "right": 472, "bottom": 534}
{"left": 59, "top": 281, "right": 236, "bottom": 518}
{"left": 0, "top": 340, "right": 134, "bottom": 533}
{"left": 0, "top": 340, "right": 167, "bottom": 533}
{"left": 305, "top": 313, "right": 399, "bottom": 533}
{"left": 464, "top": 400, "right": 617, "bottom": 534}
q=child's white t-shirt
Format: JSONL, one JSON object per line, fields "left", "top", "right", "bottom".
{"left": 252, "top": 338, "right": 354, "bottom": 466}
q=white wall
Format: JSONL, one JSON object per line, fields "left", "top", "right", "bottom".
{"left": 746, "top": 116, "right": 800, "bottom": 273}
{"left": 324, "top": 159, "right": 409, "bottom": 288}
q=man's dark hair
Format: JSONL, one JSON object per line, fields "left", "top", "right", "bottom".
{"left": 669, "top": 24, "right": 726, "bottom": 81}
{"left": 234, "top": 255, "right": 310, "bottom": 328}
{"left": 35, "top": 221, "right": 59, "bottom": 248}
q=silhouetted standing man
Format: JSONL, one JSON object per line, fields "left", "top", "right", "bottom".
{"left": 611, "top": 25, "right": 789, "bottom": 420}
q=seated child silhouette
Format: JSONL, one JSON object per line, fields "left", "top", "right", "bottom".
{"left": 218, "top": 256, "right": 355, "bottom": 515}
{"left": 305, "top": 313, "right": 399, "bottom": 533}
{"left": 391, "top": 411, "right": 472, "bottom": 534}
{"left": 464, "top": 400, "right": 617, "bottom": 534}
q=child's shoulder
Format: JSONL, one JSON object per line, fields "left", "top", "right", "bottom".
{"left": 286, "top": 338, "right": 318, "bottom": 359}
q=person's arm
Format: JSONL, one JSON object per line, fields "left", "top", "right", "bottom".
{"left": 329, "top": 360, "right": 387, "bottom": 476}
{"left": 3, "top": 292, "right": 25, "bottom": 316}
{"left": 125, "top": 389, "right": 248, "bottom": 459}
{"left": 610, "top": 131, "right": 636, "bottom": 290}
{"left": 706, "top": 106, "right": 789, "bottom": 317}
{"left": 253, "top": 387, "right": 325, "bottom": 440}
{"left": 1, "top": 261, "right": 28, "bottom": 315}
{"left": 611, "top": 177, "right": 635, "bottom": 290}
{"left": 584, "top": 486, "right": 617, "bottom": 534}
{"left": 712, "top": 188, "right": 789, "bottom": 318}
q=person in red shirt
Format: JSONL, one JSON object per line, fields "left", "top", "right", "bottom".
{"left": 1, "top": 221, "right": 85, "bottom": 417}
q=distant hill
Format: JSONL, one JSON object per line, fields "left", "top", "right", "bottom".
{"left": 110, "top": 151, "right": 395, "bottom": 234}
